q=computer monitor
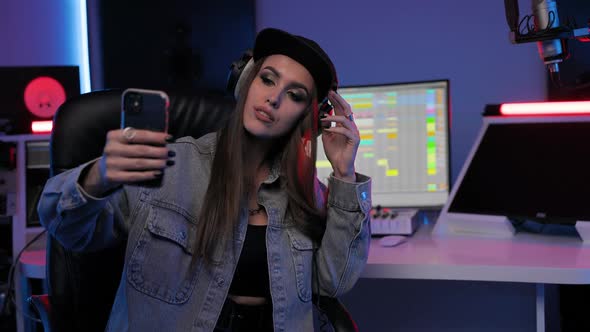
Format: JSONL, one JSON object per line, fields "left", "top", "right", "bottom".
{"left": 316, "top": 80, "right": 451, "bottom": 208}
{"left": 436, "top": 115, "right": 590, "bottom": 241}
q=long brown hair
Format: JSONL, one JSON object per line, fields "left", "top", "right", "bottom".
{"left": 195, "top": 58, "right": 327, "bottom": 263}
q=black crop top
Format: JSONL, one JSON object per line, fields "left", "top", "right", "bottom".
{"left": 228, "top": 224, "right": 271, "bottom": 298}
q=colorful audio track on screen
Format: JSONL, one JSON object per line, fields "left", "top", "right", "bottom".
{"left": 316, "top": 81, "right": 450, "bottom": 207}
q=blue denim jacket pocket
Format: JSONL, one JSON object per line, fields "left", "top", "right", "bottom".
{"left": 287, "top": 228, "right": 314, "bottom": 302}
{"left": 127, "top": 202, "right": 201, "bottom": 304}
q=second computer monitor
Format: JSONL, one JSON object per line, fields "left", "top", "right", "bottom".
{"left": 316, "top": 80, "right": 451, "bottom": 208}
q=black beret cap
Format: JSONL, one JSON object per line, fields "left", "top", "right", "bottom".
{"left": 253, "top": 28, "right": 338, "bottom": 102}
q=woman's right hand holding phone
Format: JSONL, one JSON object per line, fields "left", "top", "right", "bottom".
{"left": 81, "top": 127, "right": 173, "bottom": 197}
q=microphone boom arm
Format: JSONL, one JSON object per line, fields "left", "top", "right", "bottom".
{"left": 504, "top": 0, "right": 590, "bottom": 44}
{"left": 510, "top": 26, "right": 590, "bottom": 44}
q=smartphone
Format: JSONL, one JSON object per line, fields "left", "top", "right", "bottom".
{"left": 121, "top": 88, "right": 169, "bottom": 133}
{"left": 121, "top": 88, "right": 170, "bottom": 187}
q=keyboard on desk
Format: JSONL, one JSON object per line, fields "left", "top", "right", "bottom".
{"left": 370, "top": 207, "right": 419, "bottom": 235}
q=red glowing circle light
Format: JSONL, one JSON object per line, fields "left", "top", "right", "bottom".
{"left": 23, "top": 76, "right": 67, "bottom": 118}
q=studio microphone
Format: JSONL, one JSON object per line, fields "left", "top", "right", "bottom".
{"left": 532, "top": 0, "right": 565, "bottom": 74}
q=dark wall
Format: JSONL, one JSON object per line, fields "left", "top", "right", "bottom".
{"left": 88, "top": 0, "right": 255, "bottom": 93}
{"left": 548, "top": 0, "right": 590, "bottom": 100}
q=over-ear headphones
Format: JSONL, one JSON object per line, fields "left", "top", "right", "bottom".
{"left": 226, "top": 50, "right": 337, "bottom": 133}
{"left": 226, "top": 49, "right": 254, "bottom": 100}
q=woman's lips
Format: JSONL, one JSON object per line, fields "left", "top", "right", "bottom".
{"left": 254, "top": 107, "right": 274, "bottom": 123}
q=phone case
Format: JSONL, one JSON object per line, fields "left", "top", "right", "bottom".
{"left": 121, "top": 88, "right": 170, "bottom": 132}
{"left": 120, "top": 88, "right": 170, "bottom": 187}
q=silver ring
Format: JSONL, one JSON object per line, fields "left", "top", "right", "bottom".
{"left": 122, "top": 127, "right": 136, "bottom": 143}
{"left": 346, "top": 113, "right": 354, "bottom": 122}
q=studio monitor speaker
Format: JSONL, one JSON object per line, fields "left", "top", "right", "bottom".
{"left": 0, "top": 66, "right": 80, "bottom": 134}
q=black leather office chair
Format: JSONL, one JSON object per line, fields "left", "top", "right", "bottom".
{"left": 29, "top": 89, "right": 358, "bottom": 332}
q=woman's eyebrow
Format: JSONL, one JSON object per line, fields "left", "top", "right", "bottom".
{"left": 262, "top": 66, "right": 310, "bottom": 95}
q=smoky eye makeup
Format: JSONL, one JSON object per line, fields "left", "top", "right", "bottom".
{"left": 291, "top": 88, "right": 312, "bottom": 103}
{"left": 287, "top": 83, "right": 311, "bottom": 102}
{"left": 259, "top": 66, "right": 311, "bottom": 102}
{"left": 260, "top": 68, "right": 278, "bottom": 82}
{"left": 287, "top": 90, "right": 306, "bottom": 103}
{"left": 260, "top": 67, "right": 278, "bottom": 80}
{"left": 260, "top": 74, "right": 274, "bottom": 85}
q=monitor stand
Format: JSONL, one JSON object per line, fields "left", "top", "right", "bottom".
{"left": 575, "top": 221, "right": 590, "bottom": 245}
{"left": 435, "top": 214, "right": 590, "bottom": 244}
{"left": 433, "top": 213, "right": 515, "bottom": 238}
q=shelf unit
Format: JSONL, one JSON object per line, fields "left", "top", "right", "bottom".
{"left": 0, "top": 134, "right": 51, "bottom": 261}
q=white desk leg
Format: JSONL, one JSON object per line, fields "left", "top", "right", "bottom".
{"left": 14, "top": 264, "right": 26, "bottom": 332}
{"left": 15, "top": 263, "right": 36, "bottom": 332}
{"left": 536, "top": 283, "right": 545, "bottom": 332}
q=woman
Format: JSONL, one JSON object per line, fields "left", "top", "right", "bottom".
{"left": 38, "top": 28, "right": 371, "bottom": 331}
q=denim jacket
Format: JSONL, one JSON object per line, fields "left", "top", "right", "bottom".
{"left": 38, "top": 132, "right": 372, "bottom": 332}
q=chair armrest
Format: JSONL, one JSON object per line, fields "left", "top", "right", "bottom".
{"left": 314, "top": 295, "right": 359, "bottom": 332}
{"left": 27, "top": 294, "right": 52, "bottom": 332}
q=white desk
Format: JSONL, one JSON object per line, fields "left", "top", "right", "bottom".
{"left": 13, "top": 219, "right": 590, "bottom": 331}
{"left": 360, "top": 221, "right": 590, "bottom": 332}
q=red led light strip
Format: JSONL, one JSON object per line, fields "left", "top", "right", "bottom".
{"left": 500, "top": 101, "right": 590, "bottom": 115}
{"left": 31, "top": 121, "right": 53, "bottom": 133}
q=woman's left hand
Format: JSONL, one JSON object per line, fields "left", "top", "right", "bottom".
{"left": 320, "top": 90, "right": 360, "bottom": 182}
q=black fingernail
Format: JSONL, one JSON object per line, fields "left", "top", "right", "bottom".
{"left": 165, "top": 135, "right": 174, "bottom": 143}
{"left": 166, "top": 159, "right": 175, "bottom": 166}
{"left": 168, "top": 150, "right": 176, "bottom": 157}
